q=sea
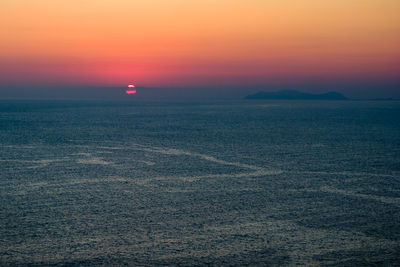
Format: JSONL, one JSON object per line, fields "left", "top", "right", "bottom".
{"left": 1, "top": 99, "right": 399, "bottom": 266}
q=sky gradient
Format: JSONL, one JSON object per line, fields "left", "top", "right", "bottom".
{"left": 1, "top": 0, "right": 399, "bottom": 98}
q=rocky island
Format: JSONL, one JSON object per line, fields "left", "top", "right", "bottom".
{"left": 245, "top": 90, "right": 347, "bottom": 100}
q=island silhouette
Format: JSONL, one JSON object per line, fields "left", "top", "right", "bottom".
{"left": 245, "top": 90, "right": 347, "bottom": 100}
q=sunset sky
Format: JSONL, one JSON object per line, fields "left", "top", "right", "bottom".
{"left": 1, "top": 0, "right": 399, "bottom": 97}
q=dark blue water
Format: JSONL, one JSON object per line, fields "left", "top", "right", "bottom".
{"left": 1, "top": 100, "right": 400, "bottom": 266}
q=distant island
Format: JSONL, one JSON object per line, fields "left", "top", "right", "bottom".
{"left": 245, "top": 90, "right": 347, "bottom": 100}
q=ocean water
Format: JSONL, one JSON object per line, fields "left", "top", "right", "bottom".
{"left": 1, "top": 100, "right": 400, "bottom": 266}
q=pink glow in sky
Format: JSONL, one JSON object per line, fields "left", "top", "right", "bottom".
{"left": 0, "top": 0, "right": 399, "bottom": 90}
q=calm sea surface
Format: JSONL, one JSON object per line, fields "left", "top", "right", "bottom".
{"left": 1, "top": 100, "right": 400, "bottom": 266}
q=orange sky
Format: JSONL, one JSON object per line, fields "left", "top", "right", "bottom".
{"left": 1, "top": 0, "right": 399, "bottom": 87}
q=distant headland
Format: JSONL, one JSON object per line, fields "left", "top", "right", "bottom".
{"left": 245, "top": 90, "right": 347, "bottom": 100}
